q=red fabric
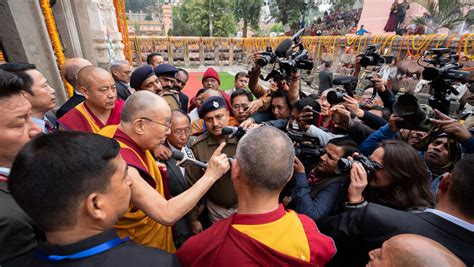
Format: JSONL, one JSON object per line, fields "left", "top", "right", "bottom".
{"left": 114, "top": 129, "right": 171, "bottom": 199}
{"left": 58, "top": 100, "right": 124, "bottom": 132}
{"left": 176, "top": 205, "right": 336, "bottom": 267}
{"left": 0, "top": 174, "right": 7, "bottom": 183}
{"left": 114, "top": 129, "right": 156, "bottom": 188}
{"left": 202, "top": 67, "right": 220, "bottom": 84}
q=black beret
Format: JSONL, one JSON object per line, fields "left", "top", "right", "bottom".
{"left": 130, "top": 65, "right": 155, "bottom": 89}
{"left": 198, "top": 96, "right": 226, "bottom": 119}
{"left": 154, "top": 64, "right": 178, "bottom": 77}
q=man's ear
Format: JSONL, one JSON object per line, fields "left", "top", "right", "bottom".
{"left": 133, "top": 119, "right": 145, "bottom": 135}
{"left": 231, "top": 158, "right": 240, "bottom": 182}
{"left": 79, "top": 86, "right": 89, "bottom": 99}
{"left": 438, "top": 172, "right": 452, "bottom": 192}
{"left": 85, "top": 193, "right": 106, "bottom": 220}
{"left": 287, "top": 168, "right": 294, "bottom": 182}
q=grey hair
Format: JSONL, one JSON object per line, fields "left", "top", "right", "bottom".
{"left": 121, "top": 91, "right": 162, "bottom": 123}
{"left": 109, "top": 60, "right": 130, "bottom": 72}
{"left": 236, "top": 126, "right": 295, "bottom": 192}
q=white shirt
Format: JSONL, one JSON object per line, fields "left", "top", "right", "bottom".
{"left": 0, "top": 167, "right": 11, "bottom": 177}
{"left": 425, "top": 209, "right": 474, "bottom": 232}
{"left": 168, "top": 143, "right": 186, "bottom": 177}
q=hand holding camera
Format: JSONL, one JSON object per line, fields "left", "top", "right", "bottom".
{"left": 388, "top": 114, "right": 404, "bottom": 132}
{"left": 347, "top": 160, "right": 368, "bottom": 204}
{"left": 371, "top": 73, "right": 386, "bottom": 93}
{"left": 342, "top": 95, "right": 364, "bottom": 118}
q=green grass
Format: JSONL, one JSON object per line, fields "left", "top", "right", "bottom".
{"left": 198, "top": 72, "right": 235, "bottom": 91}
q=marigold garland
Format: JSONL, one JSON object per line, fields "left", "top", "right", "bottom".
{"left": 39, "top": 0, "right": 73, "bottom": 98}
{"left": 463, "top": 34, "right": 474, "bottom": 60}
{"left": 113, "top": 0, "right": 133, "bottom": 64}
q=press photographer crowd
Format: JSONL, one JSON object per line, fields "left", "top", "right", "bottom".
{"left": 0, "top": 28, "right": 473, "bottom": 267}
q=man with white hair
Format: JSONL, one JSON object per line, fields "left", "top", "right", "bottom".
{"left": 99, "top": 91, "right": 230, "bottom": 253}
{"left": 110, "top": 60, "right": 133, "bottom": 101}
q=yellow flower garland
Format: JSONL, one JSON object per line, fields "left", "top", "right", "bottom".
{"left": 464, "top": 34, "right": 474, "bottom": 60}
{"left": 39, "top": 0, "right": 73, "bottom": 97}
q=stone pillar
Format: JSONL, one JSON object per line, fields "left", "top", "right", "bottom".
{"left": 0, "top": 0, "right": 67, "bottom": 104}
{"left": 69, "top": 0, "right": 125, "bottom": 70}
{"left": 52, "top": 0, "right": 84, "bottom": 58}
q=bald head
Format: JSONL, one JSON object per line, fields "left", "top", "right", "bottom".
{"left": 121, "top": 91, "right": 170, "bottom": 123}
{"left": 77, "top": 66, "right": 112, "bottom": 89}
{"left": 61, "top": 58, "right": 92, "bottom": 87}
{"left": 368, "top": 234, "right": 465, "bottom": 267}
{"left": 201, "top": 88, "right": 222, "bottom": 102}
{"left": 235, "top": 126, "right": 295, "bottom": 193}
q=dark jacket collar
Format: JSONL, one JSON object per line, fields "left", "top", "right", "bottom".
{"left": 37, "top": 229, "right": 121, "bottom": 256}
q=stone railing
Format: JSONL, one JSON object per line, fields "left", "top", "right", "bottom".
{"left": 129, "top": 34, "right": 474, "bottom": 70}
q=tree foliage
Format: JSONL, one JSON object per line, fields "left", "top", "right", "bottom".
{"left": 169, "top": 0, "right": 237, "bottom": 37}
{"left": 125, "top": 0, "right": 157, "bottom": 13}
{"left": 269, "top": 0, "right": 315, "bottom": 30}
{"left": 234, "top": 0, "right": 263, "bottom": 37}
{"left": 411, "top": 0, "right": 473, "bottom": 31}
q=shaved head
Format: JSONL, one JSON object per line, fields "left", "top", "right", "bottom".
{"left": 77, "top": 66, "right": 111, "bottom": 90}
{"left": 368, "top": 234, "right": 465, "bottom": 267}
{"left": 121, "top": 91, "right": 170, "bottom": 123}
{"left": 201, "top": 89, "right": 221, "bottom": 102}
{"left": 60, "top": 58, "right": 92, "bottom": 87}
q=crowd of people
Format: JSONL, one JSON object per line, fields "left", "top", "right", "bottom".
{"left": 0, "top": 49, "right": 473, "bottom": 267}
{"left": 311, "top": 8, "right": 362, "bottom": 36}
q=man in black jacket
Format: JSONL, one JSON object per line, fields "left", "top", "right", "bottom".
{"left": 320, "top": 154, "right": 474, "bottom": 266}
{"left": 110, "top": 60, "right": 133, "bottom": 101}
{"left": 5, "top": 132, "right": 178, "bottom": 266}
{"left": 0, "top": 70, "right": 42, "bottom": 263}
{"left": 56, "top": 58, "right": 92, "bottom": 118}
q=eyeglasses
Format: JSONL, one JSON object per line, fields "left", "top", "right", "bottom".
{"left": 232, "top": 104, "right": 249, "bottom": 111}
{"left": 171, "top": 127, "right": 192, "bottom": 136}
{"left": 140, "top": 117, "right": 172, "bottom": 130}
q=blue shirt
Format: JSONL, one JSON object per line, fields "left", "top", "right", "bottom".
{"left": 356, "top": 29, "right": 369, "bottom": 36}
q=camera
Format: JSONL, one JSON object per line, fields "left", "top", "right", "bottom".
{"left": 393, "top": 94, "right": 435, "bottom": 132}
{"left": 360, "top": 45, "right": 394, "bottom": 68}
{"left": 419, "top": 48, "right": 471, "bottom": 114}
{"left": 287, "top": 122, "right": 325, "bottom": 161}
{"left": 353, "top": 45, "right": 393, "bottom": 100}
{"left": 258, "top": 28, "right": 314, "bottom": 82}
{"left": 257, "top": 46, "right": 277, "bottom": 68}
{"left": 336, "top": 154, "right": 382, "bottom": 181}
{"left": 327, "top": 90, "right": 353, "bottom": 105}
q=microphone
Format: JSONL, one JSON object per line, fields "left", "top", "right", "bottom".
{"left": 222, "top": 126, "right": 246, "bottom": 139}
{"left": 171, "top": 148, "right": 208, "bottom": 169}
{"left": 275, "top": 39, "right": 292, "bottom": 57}
{"left": 333, "top": 76, "right": 358, "bottom": 85}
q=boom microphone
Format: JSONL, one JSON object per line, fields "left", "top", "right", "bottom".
{"left": 171, "top": 149, "right": 208, "bottom": 169}
{"left": 222, "top": 126, "right": 246, "bottom": 139}
{"left": 275, "top": 39, "right": 292, "bottom": 57}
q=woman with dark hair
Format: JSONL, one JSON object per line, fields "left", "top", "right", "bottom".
{"left": 346, "top": 139, "right": 434, "bottom": 211}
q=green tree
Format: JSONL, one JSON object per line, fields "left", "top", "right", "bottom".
{"left": 170, "top": 0, "right": 237, "bottom": 37}
{"left": 411, "top": 0, "right": 473, "bottom": 32}
{"left": 125, "top": 0, "right": 157, "bottom": 13}
{"left": 269, "top": 0, "right": 315, "bottom": 31}
{"left": 234, "top": 0, "right": 263, "bottom": 37}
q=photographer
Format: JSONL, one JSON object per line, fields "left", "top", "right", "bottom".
{"left": 346, "top": 140, "right": 434, "bottom": 211}
{"left": 249, "top": 52, "right": 300, "bottom": 106}
{"left": 294, "top": 137, "right": 360, "bottom": 222}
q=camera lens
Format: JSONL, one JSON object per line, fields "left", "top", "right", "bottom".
{"left": 257, "top": 55, "right": 271, "bottom": 68}
{"left": 327, "top": 91, "right": 345, "bottom": 105}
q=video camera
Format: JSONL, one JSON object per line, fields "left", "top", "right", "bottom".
{"left": 287, "top": 122, "right": 325, "bottom": 161}
{"left": 336, "top": 154, "right": 382, "bottom": 182}
{"left": 419, "top": 48, "right": 471, "bottom": 114}
{"left": 360, "top": 45, "right": 394, "bottom": 68}
{"left": 257, "top": 28, "right": 314, "bottom": 82}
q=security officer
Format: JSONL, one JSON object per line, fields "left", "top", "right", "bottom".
{"left": 185, "top": 96, "right": 239, "bottom": 232}
{"left": 154, "top": 64, "right": 181, "bottom": 110}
